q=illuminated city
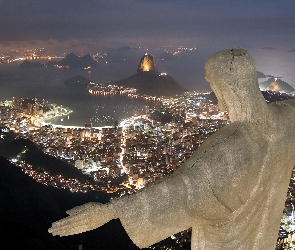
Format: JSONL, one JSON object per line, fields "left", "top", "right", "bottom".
{"left": 1, "top": 1, "right": 295, "bottom": 247}
{"left": 2, "top": 83, "right": 295, "bottom": 248}
{"left": 0, "top": 90, "right": 227, "bottom": 194}
{"left": 0, "top": 87, "right": 229, "bottom": 248}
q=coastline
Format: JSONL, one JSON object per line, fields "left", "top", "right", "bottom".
{"left": 33, "top": 105, "right": 114, "bottom": 130}
{"left": 32, "top": 105, "right": 73, "bottom": 127}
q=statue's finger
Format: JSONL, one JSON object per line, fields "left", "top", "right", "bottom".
{"left": 50, "top": 212, "right": 89, "bottom": 230}
{"left": 49, "top": 216, "right": 89, "bottom": 235}
{"left": 50, "top": 224, "right": 89, "bottom": 236}
{"left": 49, "top": 214, "right": 99, "bottom": 237}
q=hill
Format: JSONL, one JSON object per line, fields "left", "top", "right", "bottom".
{"left": 208, "top": 90, "right": 295, "bottom": 105}
{"left": 64, "top": 75, "right": 92, "bottom": 89}
{"left": 0, "top": 154, "right": 139, "bottom": 249}
{"left": 0, "top": 138, "right": 91, "bottom": 182}
{"left": 46, "top": 53, "right": 96, "bottom": 68}
{"left": 257, "top": 71, "right": 266, "bottom": 79}
{"left": 19, "top": 60, "right": 44, "bottom": 68}
{"left": 115, "top": 71, "right": 186, "bottom": 97}
{"left": 261, "top": 90, "right": 295, "bottom": 102}
{"left": 259, "top": 77, "right": 295, "bottom": 93}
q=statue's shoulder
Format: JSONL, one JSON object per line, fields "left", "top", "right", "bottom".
{"left": 268, "top": 99, "right": 295, "bottom": 123}
{"left": 203, "top": 122, "right": 242, "bottom": 144}
{"left": 197, "top": 122, "right": 251, "bottom": 153}
{"left": 183, "top": 122, "right": 258, "bottom": 169}
{"left": 269, "top": 98, "right": 295, "bottom": 110}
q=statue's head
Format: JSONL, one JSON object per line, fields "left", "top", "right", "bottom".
{"left": 205, "top": 49, "right": 267, "bottom": 123}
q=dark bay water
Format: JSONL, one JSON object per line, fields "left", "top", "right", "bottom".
{"left": 0, "top": 62, "right": 149, "bottom": 126}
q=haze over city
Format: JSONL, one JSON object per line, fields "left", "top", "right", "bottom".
{"left": 1, "top": 0, "right": 295, "bottom": 89}
{"left": 1, "top": 0, "right": 295, "bottom": 49}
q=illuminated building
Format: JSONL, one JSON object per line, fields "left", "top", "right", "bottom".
{"left": 75, "top": 159, "right": 85, "bottom": 170}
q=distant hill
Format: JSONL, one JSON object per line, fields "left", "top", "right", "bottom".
{"left": 63, "top": 72, "right": 186, "bottom": 97}
{"left": 61, "top": 53, "right": 186, "bottom": 97}
{"left": 257, "top": 71, "right": 266, "bottom": 79}
{"left": 115, "top": 71, "right": 186, "bottom": 97}
{"left": 64, "top": 75, "right": 92, "bottom": 89}
{"left": 156, "top": 51, "right": 175, "bottom": 61}
{"left": 259, "top": 77, "right": 295, "bottom": 93}
{"left": 261, "top": 90, "right": 295, "bottom": 102}
{"left": 46, "top": 53, "right": 96, "bottom": 68}
{"left": 19, "top": 60, "right": 44, "bottom": 68}
{"left": 208, "top": 90, "right": 295, "bottom": 105}
{"left": 0, "top": 138, "right": 91, "bottom": 182}
{"left": 0, "top": 155, "right": 140, "bottom": 249}
{"left": 115, "top": 53, "right": 186, "bottom": 96}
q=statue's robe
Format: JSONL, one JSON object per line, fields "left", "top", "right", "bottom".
{"left": 115, "top": 99, "right": 295, "bottom": 249}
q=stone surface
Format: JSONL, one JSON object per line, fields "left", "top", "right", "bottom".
{"left": 49, "top": 49, "right": 295, "bottom": 249}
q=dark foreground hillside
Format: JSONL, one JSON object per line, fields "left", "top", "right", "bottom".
{"left": 0, "top": 155, "right": 139, "bottom": 250}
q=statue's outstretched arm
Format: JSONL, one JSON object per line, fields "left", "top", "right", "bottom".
{"left": 48, "top": 132, "right": 233, "bottom": 245}
{"left": 49, "top": 122, "right": 264, "bottom": 248}
{"left": 48, "top": 162, "right": 213, "bottom": 242}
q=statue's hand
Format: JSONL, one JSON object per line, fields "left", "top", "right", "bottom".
{"left": 48, "top": 202, "right": 117, "bottom": 237}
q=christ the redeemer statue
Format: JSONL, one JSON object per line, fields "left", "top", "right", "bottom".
{"left": 49, "top": 49, "right": 295, "bottom": 249}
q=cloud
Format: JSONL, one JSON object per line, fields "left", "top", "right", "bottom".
{"left": 261, "top": 47, "right": 276, "bottom": 50}
{"left": 0, "top": 39, "right": 101, "bottom": 55}
{"left": 0, "top": 0, "right": 295, "bottom": 51}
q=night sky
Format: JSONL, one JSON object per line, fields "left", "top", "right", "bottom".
{"left": 1, "top": 0, "right": 295, "bottom": 50}
{"left": 1, "top": 0, "right": 295, "bottom": 88}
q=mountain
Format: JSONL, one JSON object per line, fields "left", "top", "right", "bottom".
{"left": 257, "top": 71, "right": 266, "bottom": 79}
{"left": 0, "top": 138, "right": 91, "bottom": 182}
{"left": 63, "top": 71, "right": 186, "bottom": 97}
{"left": 156, "top": 51, "right": 175, "bottom": 61}
{"left": 61, "top": 53, "right": 186, "bottom": 96}
{"left": 209, "top": 90, "right": 295, "bottom": 105}
{"left": 115, "top": 71, "right": 186, "bottom": 97}
{"left": 115, "top": 53, "right": 186, "bottom": 96}
{"left": 46, "top": 53, "right": 96, "bottom": 68}
{"left": 0, "top": 154, "right": 140, "bottom": 249}
{"left": 261, "top": 91, "right": 295, "bottom": 102}
{"left": 19, "top": 60, "right": 44, "bottom": 68}
{"left": 64, "top": 75, "right": 92, "bottom": 89}
{"left": 259, "top": 77, "right": 295, "bottom": 93}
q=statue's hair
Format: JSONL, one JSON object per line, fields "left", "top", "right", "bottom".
{"left": 205, "top": 49, "right": 267, "bottom": 123}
